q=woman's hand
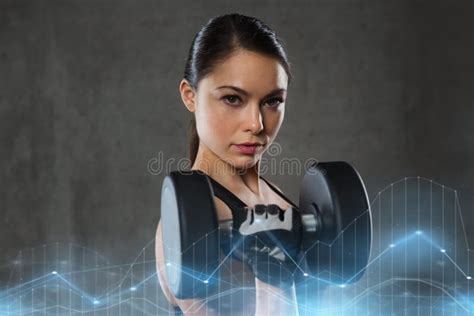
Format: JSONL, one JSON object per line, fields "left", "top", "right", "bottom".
{"left": 223, "top": 204, "right": 304, "bottom": 289}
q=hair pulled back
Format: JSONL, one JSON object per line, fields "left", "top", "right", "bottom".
{"left": 183, "top": 13, "right": 292, "bottom": 165}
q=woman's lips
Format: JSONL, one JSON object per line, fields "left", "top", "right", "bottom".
{"left": 234, "top": 144, "right": 261, "bottom": 154}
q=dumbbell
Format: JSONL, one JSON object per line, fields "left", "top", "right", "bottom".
{"left": 160, "top": 161, "right": 372, "bottom": 299}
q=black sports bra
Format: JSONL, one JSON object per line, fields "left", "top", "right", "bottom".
{"left": 206, "top": 174, "right": 298, "bottom": 211}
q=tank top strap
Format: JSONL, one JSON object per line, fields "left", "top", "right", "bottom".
{"left": 206, "top": 175, "right": 247, "bottom": 211}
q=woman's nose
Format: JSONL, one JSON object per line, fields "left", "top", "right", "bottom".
{"left": 243, "top": 103, "right": 264, "bottom": 134}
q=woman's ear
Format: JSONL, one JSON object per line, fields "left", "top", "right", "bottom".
{"left": 179, "top": 79, "right": 196, "bottom": 113}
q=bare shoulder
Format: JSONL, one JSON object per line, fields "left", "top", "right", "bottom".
{"left": 214, "top": 196, "right": 233, "bottom": 220}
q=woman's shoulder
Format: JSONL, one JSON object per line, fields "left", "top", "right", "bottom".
{"left": 214, "top": 196, "right": 233, "bottom": 221}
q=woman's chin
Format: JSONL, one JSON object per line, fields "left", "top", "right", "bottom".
{"left": 214, "top": 153, "right": 259, "bottom": 172}
{"left": 233, "top": 155, "right": 259, "bottom": 169}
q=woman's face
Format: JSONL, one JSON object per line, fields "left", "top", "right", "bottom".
{"left": 181, "top": 49, "right": 289, "bottom": 170}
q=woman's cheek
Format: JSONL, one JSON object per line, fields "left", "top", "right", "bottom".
{"left": 211, "top": 105, "right": 236, "bottom": 133}
{"left": 198, "top": 113, "right": 231, "bottom": 152}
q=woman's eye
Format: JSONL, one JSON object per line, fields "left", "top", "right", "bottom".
{"left": 223, "top": 95, "right": 241, "bottom": 105}
{"left": 222, "top": 95, "right": 284, "bottom": 107}
{"left": 265, "top": 97, "right": 284, "bottom": 107}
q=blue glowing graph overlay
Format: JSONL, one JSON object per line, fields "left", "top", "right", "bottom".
{"left": 0, "top": 177, "right": 473, "bottom": 315}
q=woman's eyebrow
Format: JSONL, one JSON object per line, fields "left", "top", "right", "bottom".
{"left": 215, "top": 85, "right": 286, "bottom": 98}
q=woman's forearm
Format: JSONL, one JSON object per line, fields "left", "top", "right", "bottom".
{"left": 254, "top": 278, "right": 299, "bottom": 316}
{"left": 180, "top": 300, "right": 219, "bottom": 316}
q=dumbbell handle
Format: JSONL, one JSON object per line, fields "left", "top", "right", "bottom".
{"left": 301, "top": 213, "right": 318, "bottom": 232}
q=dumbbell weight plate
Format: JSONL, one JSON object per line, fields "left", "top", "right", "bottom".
{"left": 299, "top": 161, "right": 372, "bottom": 284}
{"left": 160, "top": 170, "right": 220, "bottom": 299}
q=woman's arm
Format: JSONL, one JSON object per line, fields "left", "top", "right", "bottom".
{"left": 155, "top": 221, "right": 219, "bottom": 315}
{"left": 255, "top": 278, "right": 299, "bottom": 316}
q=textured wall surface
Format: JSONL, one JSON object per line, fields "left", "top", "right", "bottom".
{"left": 1, "top": 0, "right": 473, "bottom": 278}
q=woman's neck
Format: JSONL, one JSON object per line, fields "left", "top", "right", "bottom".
{"left": 191, "top": 144, "right": 263, "bottom": 196}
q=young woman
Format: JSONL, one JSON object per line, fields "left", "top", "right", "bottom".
{"left": 155, "top": 13, "right": 302, "bottom": 315}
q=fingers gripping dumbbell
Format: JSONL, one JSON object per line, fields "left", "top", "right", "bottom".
{"left": 239, "top": 204, "right": 294, "bottom": 235}
{"left": 223, "top": 204, "right": 303, "bottom": 289}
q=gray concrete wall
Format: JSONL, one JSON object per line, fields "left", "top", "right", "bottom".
{"left": 1, "top": 0, "right": 473, "bottom": 278}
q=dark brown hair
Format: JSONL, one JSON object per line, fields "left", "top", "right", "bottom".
{"left": 183, "top": 13, "right": 293, "bottom": 166}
